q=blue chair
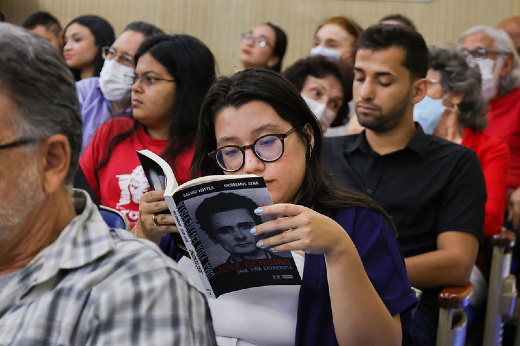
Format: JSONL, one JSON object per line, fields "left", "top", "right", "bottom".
{"left": 99, "top": 205, "right": 130, "bottom": 232}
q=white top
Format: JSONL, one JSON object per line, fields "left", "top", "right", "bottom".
{"left": 178, "top": 253, "right": 305, "bottom": 346}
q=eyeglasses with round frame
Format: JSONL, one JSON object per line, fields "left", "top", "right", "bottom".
{"left": 131, "top": 72, "right": 176, "bottom": 88}
{"left": 241, "top": 32, "right": 273, "bottom": 49}
{"left": 101, "top": 46, "right": 134, "bottom": 67}
{"left": 208, "top": 127, "right": 297, "bottom": 173}
{"left": 462, "top": 47, "right": 512, "bottom": 59}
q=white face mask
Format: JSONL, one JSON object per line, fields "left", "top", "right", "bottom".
{"left": 476, "top": 57, "right": 504, "bottom": 103}
{"left": 99, "top": 59, "right": 135, "bottom": 101}
{"left": 301, "top": 94, "right": 337, "bottom": 131}
{"left": 310, "top": 45, "right": 342, "bottom": 62}
{"left": 413, "top": 95, "right": 456, "bottom": 134}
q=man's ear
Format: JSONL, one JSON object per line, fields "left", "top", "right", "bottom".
{"left": 58, "top": 29, "right": 64, "bottom": 48}
{"left": 39, "top": 134, "right": 71, "bottom": 194}
{"left": 411, "top": 78, "right": 429, "bottom": 105}
{"left": 500, "top": 54, "right": 514, "bottom": 78}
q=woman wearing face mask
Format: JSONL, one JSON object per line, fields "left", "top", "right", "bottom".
{"left": 283, "top": 55, "right": 353, "bottom": 136}
{"left": 239, "top": 22, "right": 287, "bottom": 72}
{"left": 76, "top": 22, "right": 164, "bottom": 155}
{"left": 420, "top": 44, "right": 510, "bottom": 298}
{"left": 137, "top": 68, "right": 418, "bottom": 346}
{"left": 312, "top": 16, "right": 363, "bottom": 67}
{"left": 80, "top": 34, "right": 216, "bottom": 227}
{"left": 63, "top": 15, "right": 115, "bottom": 81}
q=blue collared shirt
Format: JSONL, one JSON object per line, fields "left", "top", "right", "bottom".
{"left": 76, "top": 77, "right": 112, "bottom": 155}
{"left": 0, "top": 190, "right": 216, "bottom": 345}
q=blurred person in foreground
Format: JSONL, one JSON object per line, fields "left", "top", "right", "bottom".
{"left": 0, "top": 22, "right": 215, "bottom": 345}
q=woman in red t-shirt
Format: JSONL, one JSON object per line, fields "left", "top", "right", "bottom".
{"left": 80, "top": 34, "right": 216, "bottom": 226}
{"left": 425, "top": 45, "right": 510, "bottom": 301}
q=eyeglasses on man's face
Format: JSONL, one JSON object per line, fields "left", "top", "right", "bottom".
{"left": 241, "top": 32, "right": 273, "bottom": 49}
{"left": 208, "top": 128, "right": 297, "bottom": 173}
{"left": 0, "top": 138, "right": 40, "bottom": 152}
{"left": 131, "top": 73, "right": 176, "bottom": 88}
{"left": 462, "top": 47, "right": 511, "bottom": 60}
{"left": 102, "top": 46, "right": 134, "bottom": 67}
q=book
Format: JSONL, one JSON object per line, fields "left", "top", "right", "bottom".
{"left": 136, "top": 149, "right": 302, "bottom": 298}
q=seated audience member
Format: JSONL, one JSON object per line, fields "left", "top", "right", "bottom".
{"left": 64, "top": 15, "right": 115, "bottom": 81}
{"left": 312, "top": 16, "right": 363, "bottom": 134}
{"left": 239, "top": 22, "right": 287, "bottom": 72}
{"left": 137, "top": 68, "right": 418, "bottom": 346}
{"left": 427, "top": 44, "right": 510, "bottom": 304}
{"left": 312, "top": 16, "right": 363, "bottom": 66}
{"left": 80, "top": 34, "right": 216, "bottom": 228}
{"left": 22, "top": 11, "right": 63, "bottom": 51}
{"left": 322, "top": 25, "right": 486, "bottom": 346}
{"left": 379, "top": 14, "right": 417, "bottom": 31}
{"left": 76, "top": 21, "right": 164, "bottom": 154}
{"left": 498, "top": 16, "right": 520, "bottom": 55}
{"left": 460, "top": 26, "right": 520, "bottom": 230}
{"left": 0, "top": 23, "right": 215, "bottom": 345}
{"left": 283, "top": 55, "right": 353, "bottom": 136}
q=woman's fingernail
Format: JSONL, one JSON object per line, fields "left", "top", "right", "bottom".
{"left": 250, "top": 227, "right": 256, "bottom": 234}
{"left": 256, "top": 240, "right": 264, "bottom": 248}
{"left": 268, "top": 247, "right": 275, "bottom": 251}
{"left": 254, "top": 208, "right": 263, "bottom": 214}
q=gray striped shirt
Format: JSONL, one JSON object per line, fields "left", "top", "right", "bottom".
{"left": 0, "top": 190, "right": 216, "bottom": 345}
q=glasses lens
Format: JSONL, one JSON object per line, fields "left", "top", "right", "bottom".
{"left": 216, "top": 147, "right": 243, "bottom": 172}
{"left": 471, "top": 48, "right": 488, "bottom": 59}
{"left": 102, "top": 46, "right": 114, "bottom": 60}
{"left": 254, "top": 135, "right": 283, "bottom": 161}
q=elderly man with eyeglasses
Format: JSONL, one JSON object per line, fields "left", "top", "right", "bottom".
{"left": 460, "top": 26, "right": 520, "bottom": 231}
{"left": 76, "top": 21, "right": 163, "bottom": 155}
{"left": 0, "top": 23, "right": 216, "bottom": 345}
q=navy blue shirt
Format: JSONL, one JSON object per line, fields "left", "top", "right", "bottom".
{"left": 161, "top": 206, "right": 417, "bottom": 345}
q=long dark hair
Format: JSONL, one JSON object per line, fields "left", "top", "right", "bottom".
{"left": 191, "top": 68, "right": 393, "bottom": 224}
{"left": 64, "top": 15, "right": 115, "bottom": 81}
{"left": 264, "top": 22, "right": 287, "bottom": 73}
{"left": 94, "top": 34, "right": 216, "bottom": 186}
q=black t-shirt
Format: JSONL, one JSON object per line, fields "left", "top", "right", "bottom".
{"left": 322, "top": 125, "right": 486, "bottom": 326}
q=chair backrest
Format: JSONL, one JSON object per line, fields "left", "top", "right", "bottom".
{"left": 99, "top": 205, "right": 130, "bottom": 232}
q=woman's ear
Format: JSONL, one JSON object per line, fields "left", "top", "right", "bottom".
{"left": 267, "top": 56, "right": 280, "bottom": 68}
{"left": 448, "top": 90, "right": 466, "bottom": 107}
{"left": 302, "top": 123, "right": 315, "bottom": 153}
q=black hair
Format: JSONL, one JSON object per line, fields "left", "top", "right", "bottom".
{"left": 191, "top": 68, "right": 394, "bottom": 228}
{"left": 64, "top": 15, "right": 115, "bottom": 81}
{"left": 22, "top": 11, "right": 62, "bottom": 36}
{"left": 123, "top": 21, "right": 164, "bottom": 37}
{"left": 265, "top": 22, "right": 287, "bottom": 73}
{"left": 379, "top": 14, "right": 417, "bottom": 31}
{"left": 94, "top": 34, "right": 216, "bottom": 186}
{"left": 283, "top": 55, "right": 354, "bottom": 127}
{"left": 357, "top": 24, "right": 428, "bottom": 81}
{"left": 195, "top": 193, "right": 262, "bottom": 239}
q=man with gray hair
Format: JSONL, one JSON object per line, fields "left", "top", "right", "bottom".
{"left": 0, "top": 23, "right": 216, "bottom": 345}
{"left": 460, "top": 25, "right": 520, "bottom": 231}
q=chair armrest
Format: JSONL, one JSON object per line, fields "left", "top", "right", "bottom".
{"left": 438, "top": 284, "right": 473, "bottom": 309}
{"left": 491, "top": 228, "right": 516, "bottom": 248}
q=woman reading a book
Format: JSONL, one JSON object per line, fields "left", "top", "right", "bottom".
{"left": 80, "top": 34, "right": 216, "bottom": 227}
{"left": 137, "top": 68, "right": 417, "bottom": 346}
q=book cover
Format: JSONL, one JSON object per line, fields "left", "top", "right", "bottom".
{"left": 137, "top": 150, "right": 301, "bottom": 298}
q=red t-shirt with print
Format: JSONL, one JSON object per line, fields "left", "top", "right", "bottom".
{"left": 80, "top": 116, "right": 194, "bottom": 227}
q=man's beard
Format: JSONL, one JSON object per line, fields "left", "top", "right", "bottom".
{"left": 356, "top": 87, "right": 412, "bottom": 133}
{"left": 0, "top": 157, "right": 45, "bottom": 245}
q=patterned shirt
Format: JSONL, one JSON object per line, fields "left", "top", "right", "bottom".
{"left": 0, "top": 190, "right": 216, "bottom": 345}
